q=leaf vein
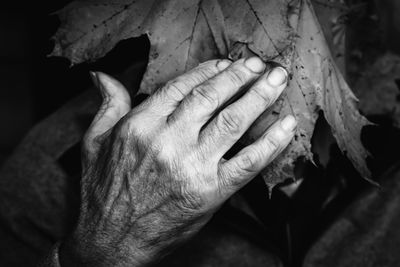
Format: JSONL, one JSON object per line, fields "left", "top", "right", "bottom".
{"left": 61, "top": 0, "right": 138, "bottom": 51}
{"left": 185, "top": 0, "right": 203, "bottom": 71}
{"left": 244, "top": 0, "right": 282, "bottom": 56}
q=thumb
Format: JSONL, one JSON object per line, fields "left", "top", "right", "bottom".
{"left": 84, "top": 71, "right": 131, "bottom": 154}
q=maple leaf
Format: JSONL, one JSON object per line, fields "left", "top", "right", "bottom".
{"left": 51, "top": 0, "right": 374, "bottom": 189}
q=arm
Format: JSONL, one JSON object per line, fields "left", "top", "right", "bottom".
{"left": 41, "top": 57, "right": 295, "bottom": 266}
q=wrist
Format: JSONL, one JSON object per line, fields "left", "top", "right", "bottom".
{"left": 58, "top": 233, "right": 144, "bottom": 267}
{"left": 58, "top": 234, "right": 100, "bottom": 267}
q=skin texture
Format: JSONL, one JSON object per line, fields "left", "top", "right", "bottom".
{"left": 58, "top": 57, "right": 297, "bottom": 266}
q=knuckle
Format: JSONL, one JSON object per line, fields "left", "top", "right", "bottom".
{"left": 249, "top": 86, "right": 273, "bottom": 106}
{"left": 191, "top": 85, "right": 219, "bottom": 109}
{"left": 193, "top": 65, "right": 218, "bottom": 81}
{"left": 178, "top": 184, "right": 206, "bottom": 212}
{"left": 217, "top": 109, "right": 243, "bottom": 135}
{"left": 164, "top": 80, "right": 187, "bottom": 101}
{"left": 115, "top": 116, "right": 144, "bottom": 138}
{"left": 179, "top": 195, "right": 204, "bottom": 213}
{"left": 225, "top": 67, "right": 248, "bottom": 86}
{"left": 264, "top": 132, "right": 281, "bottom": 152}
{"left": 155, "top": 145, "right": 173, "bottom": 164}
{"left": 237, "top": 152, "right": 261, "bottom": 172}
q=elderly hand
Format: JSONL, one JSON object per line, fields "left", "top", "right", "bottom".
{"left": 59, "top": 57, "right": 296, "bottom": 266}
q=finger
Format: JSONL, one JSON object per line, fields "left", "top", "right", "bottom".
{"left": 150, "top": 59, "right": 232, "bottom": 114}
{"left": 170, "top": 57, "right": 266, "bottom": 124}
{"left": 199, "top": 67, "right": 288, "bottom": 158}
{"left": 84, "top": 72, "right": 131, "bottom": 153}
{"left": 217, "top": 115, "right": 297, "bottom": 195}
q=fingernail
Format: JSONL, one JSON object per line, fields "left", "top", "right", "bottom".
{"left": 280, "top": 115, "right": 297, "bottom": 132}
{"left": 89, "top": 71, "right": 99, "bottom": 87}
{"left": 244, "top": 57, "right": 265, "bottom": 73}
{"left": 267, "top": 67, "right": 288, "bottom": 87}
{"left": 216, "top": 59, "right": 232, "bottom": 70}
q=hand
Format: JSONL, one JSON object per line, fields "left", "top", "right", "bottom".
{"left": 59, "top": 57, "right": 296, "bottom": 266}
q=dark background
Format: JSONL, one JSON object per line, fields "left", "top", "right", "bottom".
{"left": 0, "top": 1, "right": 150, "bottom": 163}
{"left": 0, "top": 1, "right": 79, "bottom": 161}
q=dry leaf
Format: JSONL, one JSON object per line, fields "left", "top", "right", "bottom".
{"left": 51, "top": 0, "right": 373, "bottom": 190}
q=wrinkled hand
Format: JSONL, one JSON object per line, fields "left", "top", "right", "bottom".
{"left": 59, "top": 57, "right": 296, "bottom": 266}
